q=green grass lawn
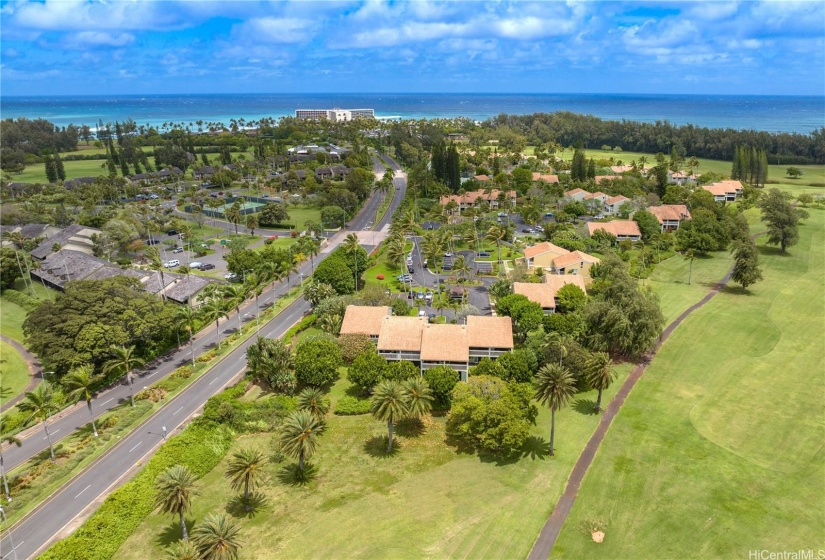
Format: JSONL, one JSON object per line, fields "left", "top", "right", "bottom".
{"left": 285, "top": 205, "right": 322, "bottom": 229}
{"left": 116, "top": 361, "right": 634, "bottom": 560}
{"left": 553, "top": 208, "right": 825, "bottom": 559}
{"left": 12, "top": 158, "right": 112, "bottom": 184}
{"left": 0, "top": 340, "right": 30, "bottom": 406}
{"left": 0, "top": 297, "right": 29, "bottom": 344}
{"left": 647, "top": 250, "right": 734, "bottom": 324}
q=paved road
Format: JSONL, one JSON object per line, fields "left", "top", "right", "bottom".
{"left": 0, "top": 154, "right": 406, "bottom": 560}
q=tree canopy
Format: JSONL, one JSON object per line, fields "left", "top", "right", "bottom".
{"left": 23, "top": 276, "right": 176, "bottom": 374}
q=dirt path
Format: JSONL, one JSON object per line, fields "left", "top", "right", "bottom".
{"left": 527, "top": 263, "right": 738, "bottom": 559}
{"left": 0, "top": 333, "right": 41, "bottom": 412}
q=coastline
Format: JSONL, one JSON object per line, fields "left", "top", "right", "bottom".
{"left": 2, "top": 93, "right": 823, "bottom": 134}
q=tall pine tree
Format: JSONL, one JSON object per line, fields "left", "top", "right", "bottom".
{"left": 53, "top": 149, "right": 66, "bottom": 181}
{"left": 44, "top": 153, "right": 58, "bottom": 183}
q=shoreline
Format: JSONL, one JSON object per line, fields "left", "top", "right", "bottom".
{"left": 2, "top": 93, "right": 823, "bottom": 135}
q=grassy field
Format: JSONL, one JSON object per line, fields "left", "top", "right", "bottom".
{"left": 284, "top": 205, "right": 323, "bottom": 229}
{"left": 553, "top": 207, "right": 825, "bottom": 558}
{"left": 0, "top": 297, "right": 29, "bottom": 344}
{"left": 647, "top": 250, "right": 734, "bottom": 324}
{"left": 116, "top": 360, "right": 634, "bottom": 560}
{"left": 0, "top": 340, "right": 30, "bottom": 406}
{"left": 12, "top": 158, "right": 112, "bottom": 184}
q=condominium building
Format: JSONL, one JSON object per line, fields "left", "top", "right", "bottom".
{"left": 295, "top": 108, "right": 375, "bottom": 122}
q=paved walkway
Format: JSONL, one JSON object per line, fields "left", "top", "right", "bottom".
{"left": 0, "top": 334, "right": 41, "bottom": 412}
{"left": 527, "top": 259, "right": 739, "bottom": 559}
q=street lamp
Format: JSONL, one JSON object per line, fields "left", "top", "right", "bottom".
{"left": 0, "top": 505, "right": 19, "bottom": 560}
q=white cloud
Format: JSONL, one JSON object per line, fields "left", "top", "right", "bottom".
{"left": 688, "top": 2, "right": 740, "bottom": 21}
{"left": 234, "top": 17, "right": 318, "bottom": 43}
{"left": 623, "top": 19, "right": 699, "bottom": 50}
{"left": 10, "top": 0, "right": 183, "bottom": 31}
{"left": 70, "top": 31, "right": 135, "bottom": 47}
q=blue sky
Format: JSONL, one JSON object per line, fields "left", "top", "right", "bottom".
{"left": 1, "top": 0, "right": 823, "bottom": 96}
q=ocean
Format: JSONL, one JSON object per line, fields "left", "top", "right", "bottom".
{"left": 1, "top": 93, "right": 823, "bottom": 134}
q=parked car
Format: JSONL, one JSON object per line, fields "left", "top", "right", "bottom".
{"left": 172, "top": 247, "right": 184, "bottom": 254}
{"left": 444, "top": 252, "right": 452, "bottom": 257}
{"left": 424, "top": 292, "right": 433, "bottom": 301}
{"left": 166, "top": 229, "right": 178, "bottom": 236}
{"left": 164, "top": 259, "right": 180, "bottom": 268}
{"left": 497, "top": 212, "right": 507, "bottom": 217}
{"left": 149, "top": 194, "right": 159, "bottom": 199}
{"left": 225, "top": 272, "right": 239, "bottom": 280}
{"left": 477, "top": 251, "right": 491, "bottom": 257}
{"left": 200, "top": 263, "right": 215, "bottom": 270}
{"left": 418, "top": 310, "right": 427, "bottom": 317}
{"left": 428, "top": 313, "right": 436, "bottom": 322}
{"left": 416, "top": 291, "right": 424, "bottom": 300}
{"left": 407, "top": 265, "right": 414, "bottom": 273}
{"left": 146, "top": 239, "right": 160, "bottom": 245}
{"left": 189, "top": 262, "right": 204, "bottom": 269}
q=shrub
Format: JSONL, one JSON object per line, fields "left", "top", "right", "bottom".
{"left": 170, "top": 365, "right": 193, "bottom": 379}
{"left": 1, "top": 289, "right": 41, "bottom": 311}
{"left": 423, "top": 366, "right": 459, "bottom": 408}
{"left": 295, "top": 335, "right": 342, "bottom": 387}
{"left": 337, "top": 333, "right": 374, "bottom": 364}
{"left": 390, "top": 297, "right": 411, "bottom": 317}
{"left": 334, "top": 395, "right": 371, "bottom": 415}
{"left": 347, "top": 348, "right": 387, "bottom": 392}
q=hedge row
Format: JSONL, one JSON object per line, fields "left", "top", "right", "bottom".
{"left": 334, "top": 395, "right": 371, "bottom": 416}
{"left": 1, "top": 288, "right": 42, "bottom": 311}
{"left": 39, "top": 419, "right": 235, "bottom": 560}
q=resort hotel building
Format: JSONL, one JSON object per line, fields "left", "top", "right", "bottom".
{"left": 295, "top": 108, "right": 375, "bottom": 121}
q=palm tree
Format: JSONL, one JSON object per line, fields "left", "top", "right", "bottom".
{"left": 176, "top": 305, "right": 198, "bottom": 366}
{"left": 585, "top": 352, "right": 616, "bottom": 413}
{"left": 244, "top": 272, "right": 264, "bottom": 332}
{"left": 296, "top": 387, "right": 330, "bottom": 420}
{"left": 154, "top": 464, "right": 199, "bottom": 541}
{"left": 403, "top": 377, "right": 433, "bottom": 419}
{"left": 103, "top": 344, "right": 145, "bottom": 408}
{"left": 343, "top": 233, "right": 361, "bottom": 292}
{"left": 166, "top": 539, "right": 199, "bottom": 560}
{"left": 18, "top": 383, "right": 59, "bottom": 462}
{"left": 534, "top": 364, "right": 578, "bottom": 456}
{"left": 370, "top": 380, "right": 410, "bottom": 452}
{"left": 485, "top": 225, "right": 507, "bottom": 264}
{"left": 278, "top": 409, "right": 320, "bottom": 471}
{"left": 204, "top": 297, "right": 228, "bottom": 347}
{"left": 299, "top": 237, "right": 321, "bottom": 273}
{"left": 225, "top": 448, "right": 266, "bottom": 512}
{"left": 221, "top": 284, "right": 247, "bottom": 333}
{"left": 145, "top": 244, "right": 168, "bottom": 301}
{"left": 0, "top": 415, "right": 22, "bottom": 501}
{"left": 244, "top": 213, "right": 259, "bottom": 236}
{"left": 386, "top": 235, "right": 406, "bottom": 269}
{"left": 62, "top": 365, "right": 102, "bottom": 437}
{"left": 452, "top": 255, "right": 472, "bottom": 283}
{"left": 224, "top": 204, "right": 242, "bottom": 235}
{"left": 192, "top": 512, "right": 243, "bottom": 560}
{"left": 545, "top": 332, "right": 570, "bottom": 367}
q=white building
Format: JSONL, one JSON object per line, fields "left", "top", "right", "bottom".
{"left": 295, "top": 108, "right": 375, "bottom": 122}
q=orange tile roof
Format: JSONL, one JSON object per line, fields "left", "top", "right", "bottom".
{"left": 594, "top": 175, "right": 621, "bottom": 182}
{"left": 702, "top": 180, "right": 743, "bottom": 196}
{"left": 545, "top": 274, "right": 587, "bottom": 294}
{"left": 587, "top": 220, "right": 641, "bottom": 238}
{"left": 605, "top": 195, "right": 630, "bottom": 206}
{"left": 647, "top": 205, "right": 692, "bottom": 223}
{"left": 340, "top": 306, "right": 391, "bottom": 337}
{"left": 439, "top": 189, "right": 516, "bottom": 206}
{"left": 552, "top": 250, "right": 600, "bottom": 270}
{"left": 532, "top": 172, "right": 559, "bottom": 183}
{"left": 420, "top": 324, "right": 469, "bottom": 362}
{"left": 565, "top": 188, "right": 588, "bottom": 197}
{"left": 514, "top": 282, "right": 556, "bottom": 309}
{"left": 474, "top": 175, "right": 490, "bottom": 181}
{"left": 523, "top": 241, "right": 568, "bottom": 259}
{"left": 376, "top": 316, "right": 426, "bottom": 352}
{"left": 466, "top": 316, "right": 514, "bottom": 349}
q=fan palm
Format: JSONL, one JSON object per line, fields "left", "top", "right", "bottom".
{"left": 18, "top": 382, "right": 59, "bottom": 462}
{"left": 296, "top": 387, "right": 330, "bottom": 420}
{"left": 585, "top": 352, "right": 616, "bottom": 413}
{"left": 154, "top": 464, "right": 199, "bottom": 541}
{"left": 103, "top": 344, "right": 145, "bottom": 408}
{"left": 204, "top": 297, "right": 228, "bottom": 347}
{"left": 176, "top": 305, "right": 199, "bottom": 366}
{"left": 278, "top": 409, "right": 320, "bottom": 471}
{"left": 0, "top": 415, "right": 22, "bottom": 501}
{"left": 403, "top": 377, "right": 433, "bottom": 419}
{"left": 165, "top": 539, "right": 199, "bottom": 560}
{"left": 534, "top": 364, "right": 578, "bottom": 456}
{"left": 224, "top": 448, "right": 266, "bottom": 511}
{"left": 62, "top": 365, "right": 102, "bottom": 437}
{"left": 192, "top": 512, "right": 243, "bottom": 560}
{"left": 370, "top": 380, "right": 410, "bottom": 452}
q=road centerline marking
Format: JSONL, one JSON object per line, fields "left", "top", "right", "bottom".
{"left": 129, "top": 441, "right": 142, "bottom": 453}
{"left": 74, "top": 485, "right": 91, "bottom": 499}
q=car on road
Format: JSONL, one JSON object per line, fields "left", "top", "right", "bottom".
{"left": 164, "top": 259, "right": 180, "bottom": 268}
{"left": 521, "top": 228, "right": 531, "bottom": 233}
{"left": 200, "top": 263, "right": 215, "bottom": 270}
{"left": 172, "top": 247, "right": 184, "bottom": 254}
{"left": 423, "top": 259, "right": 428, "bottom": 268}
{"left": 225, "top": 272, "right": 239, "bottom": 280}
{"left": 444, "top": 252, "right": 452, "bottom": 257}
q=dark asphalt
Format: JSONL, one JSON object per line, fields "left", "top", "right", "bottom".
{"left": 0, "top": 152, "right": 405, "bottom": 560}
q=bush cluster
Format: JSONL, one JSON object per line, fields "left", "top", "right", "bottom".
{"left": 333, "top": 395, "right": 371, "bottom": 415}
{"left": 1, "top": 288, "right": 41, "bottom": 310}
